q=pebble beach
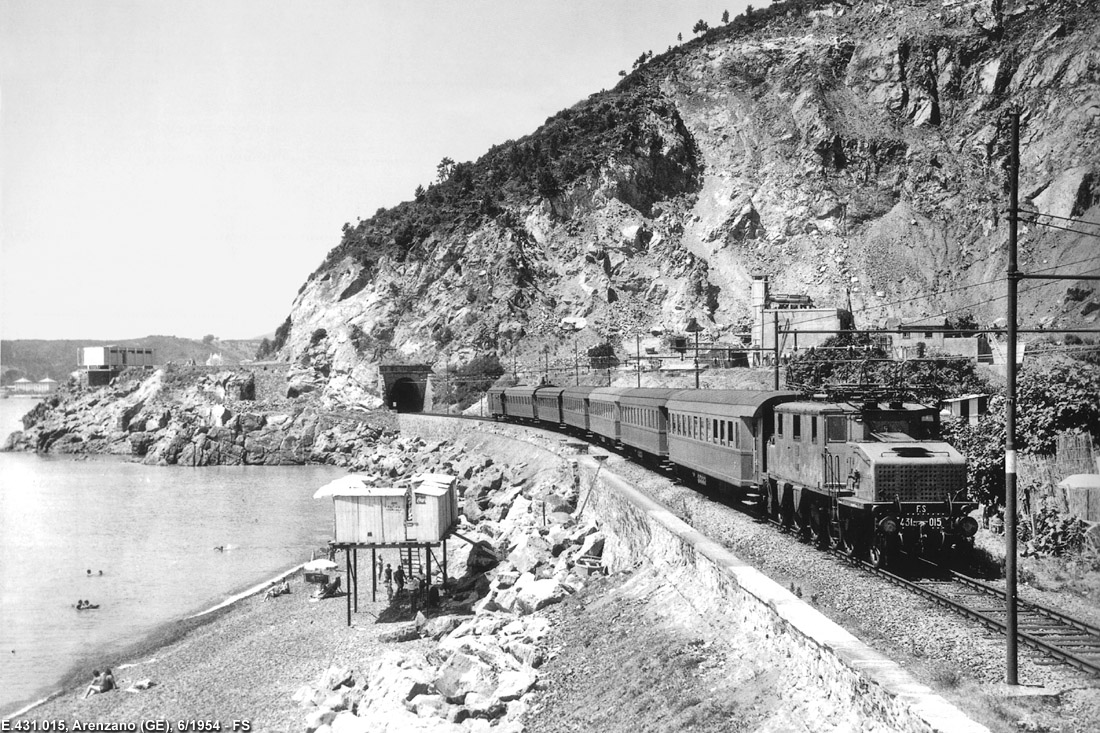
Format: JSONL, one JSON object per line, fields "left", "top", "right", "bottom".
{"left": 15, "top": 569, "right": 397, "bottom": 731}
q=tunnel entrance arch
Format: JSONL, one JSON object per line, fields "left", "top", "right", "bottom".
{"left": 389, "top": 378, "right": 423, "bottom": 413}
{"left": 379, "top": 364, "right": 434, "bottom": 413}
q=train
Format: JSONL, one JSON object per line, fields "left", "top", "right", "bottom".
{"left": 486, "top": 385, "right": 979, "bottom": 568}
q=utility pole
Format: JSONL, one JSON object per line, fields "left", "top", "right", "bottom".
{"left": 694, "top": 331, "right": 700, "bottom": 389}
{"left": 773, "top": 313, "right": 780, "bottom": 390}
{"left": 999, "top": 112, "right": 1100, "bottom": 686}
{"left": 574, "top": 335, "right": 579, "bottom": 385}
{"left": 1005, "top": 108, "right": 1020, "bottom": 686}
{"left": 686, "top": 317, "right": 703, "bottom": 389}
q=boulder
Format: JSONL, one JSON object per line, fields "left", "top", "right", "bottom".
{"left": 466, "top": 541, "right": 500, "bottom": 573}
{"left": 434, "top": 651, "right": 498, "bottom": 703}
{"left": 407, "top": 693, "right": 449, "bottom": 719}
{"left": 514, "top": 576, "right": 566, "bottom": 615}
{"left": 304, "top": 708, "right": 336, "bottom": 732}
{"left": 421, "top": 615, "right": 463, "bottom": 640}
{"left": 316, "top": 665, "right": 355, "bottom": 690}
{"left": 494, "top": 669, "right": 537, "bottom": 702}
{"left": 329, "top": 711, "right": 370, "bottom": 733}
{"left": 464, "top": 692, "right": 506, "bottom": 719}
{"left": 506, "top": 535, "right": 551, "bottom": 574}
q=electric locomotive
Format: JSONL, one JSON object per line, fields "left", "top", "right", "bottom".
{"left": 764, "top": 399, "right": 978, "bottom": 567}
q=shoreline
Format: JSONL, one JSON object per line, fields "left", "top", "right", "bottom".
{"left": 11, "top": 558, "right": 390, "bottom": 729}
{"left": 3, "top": 561, "right": 318, "bottom": 721}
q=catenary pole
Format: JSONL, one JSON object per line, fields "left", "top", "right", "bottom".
{"left": 773, "top": 313, "right": 780, "bottom": 390}
{"left": 1005, "top": 108, "right": 1020, "bottom": 686}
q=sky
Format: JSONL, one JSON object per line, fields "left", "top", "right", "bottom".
{"left": 1, "top": 0, "right": 749, "bottom": 341}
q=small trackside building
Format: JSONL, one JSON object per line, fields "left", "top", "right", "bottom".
{"left": 330, "top": 484, "right": 409, "bottom": 544}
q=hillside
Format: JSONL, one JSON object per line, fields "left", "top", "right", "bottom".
{"left": 275, "top": 0, "right": 1100, "bottom": 407}
{"left": 0, "top": 336, "right": 263, "bottom": 385}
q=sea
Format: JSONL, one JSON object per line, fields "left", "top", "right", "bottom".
{"left": 0, "top": 398, "right": 347, "bottom": 716}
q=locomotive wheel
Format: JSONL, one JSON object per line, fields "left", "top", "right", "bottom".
{"left": 839, "top": 520, "right": 861, "bottom": 558}
{"left": 794, "top": 506, "right": 811, "bottom": 540}
{"left": 807, "top": 505, "right": 828, "bottom": 548}
{"left": 779, "top": 487, "right": 795, "bottom": 529}
{"left": 868, "top": 533, "right": 889, "bottom": 569}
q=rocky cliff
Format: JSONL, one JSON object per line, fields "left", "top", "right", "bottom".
{"left": 272, "top": 0, "right": 1100, "bottom": 408}
{"left": 3, "top": 366, "right": 394, "bottom": 466}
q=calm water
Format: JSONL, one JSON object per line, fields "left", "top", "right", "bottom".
{"left": 0, "top": 399, "right": 346, "bottom": 715}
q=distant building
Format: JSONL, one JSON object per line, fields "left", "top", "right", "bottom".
{"left": 751, "top": 275, "right": 853, "bottom": 359}
{"left": 894, "top": 320, "right": 993, "bottom": 362}
{"left": 941, "top": 394, "right": 989, "bottom": 425}
{"left": 6, "top": 377, "right": 57, "bottom": 395}
{"left": 79, "top": 346, "right": 156, "bottom": 386}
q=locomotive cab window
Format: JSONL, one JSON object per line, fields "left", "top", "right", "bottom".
{"left": 776, "top": 414, "right": 783, "bottom": 436}
{"left": 811, "top": 417, "right": 818, "bottom": 443}
{"left": 826, "top": 415, "right": 846, "bottom": 442}
{"left": 792, "top": 415, "right": 801, "bottom": 440}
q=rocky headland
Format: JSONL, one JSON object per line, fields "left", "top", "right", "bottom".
{"left": 2, "top": 365, "right": 394, "bottom": 466}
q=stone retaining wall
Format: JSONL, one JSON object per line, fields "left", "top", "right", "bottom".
{"left": 580, "top": 458, "right": 989, "bottom": 733}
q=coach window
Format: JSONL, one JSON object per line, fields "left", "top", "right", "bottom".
{"left": 719, "top": 420, "right": 726, "bottom": 445}
{"left": 713, "top": 419, "right": 719, "bottom": 443}
{"left": 793, "top": 415, "right": 801, "bottom": 440}
{"left": 826, "top": 415, "right": 846, "bottom": 442}
{"left": 733, "top": 421, "right": 739, "bottom": 448}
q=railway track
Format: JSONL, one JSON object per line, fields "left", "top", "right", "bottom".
{"left": 875, "top": 565, "right": 1100, "bottom": 676}
{"left": 419, "top": 411, "right": 1100, "bottom": 677}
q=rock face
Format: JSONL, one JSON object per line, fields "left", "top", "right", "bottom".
{"left": 266, "top": 0, "right": 1100, "bottom": 407}
{"left": 3, "top": 366, "right": 394, "bottom": 466}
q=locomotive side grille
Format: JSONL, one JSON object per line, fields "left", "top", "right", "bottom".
{"left": 874, "top": 464, "right": 966, "bottom": 503}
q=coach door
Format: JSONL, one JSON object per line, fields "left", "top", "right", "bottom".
{"left": 756, "top": 410, "right": 769, "bottom": 477}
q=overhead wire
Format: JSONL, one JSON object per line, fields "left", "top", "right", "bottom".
{"left": 1017, "top": 209, "right": 1100, "bottom": 225}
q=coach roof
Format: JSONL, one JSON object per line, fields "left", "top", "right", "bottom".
{"left": 667, "top": 389, "right": 799, "bottom": 416}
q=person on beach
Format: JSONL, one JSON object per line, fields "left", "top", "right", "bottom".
{"left": 394, "top": 564, "right": 406, "bottom": 594}
{"left": 264, "top": 580, "right": 290, "bottom": 601}
{"left": 82, "top": 668, "right": 115, "bottom": 698}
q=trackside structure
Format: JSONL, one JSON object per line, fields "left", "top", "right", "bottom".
{"left": 317, "top": 472, "right": 459, "bottom": 624}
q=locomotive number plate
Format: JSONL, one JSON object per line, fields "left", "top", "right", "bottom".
{"left": 900, "top": 516, "right": 945, "bottom": 528}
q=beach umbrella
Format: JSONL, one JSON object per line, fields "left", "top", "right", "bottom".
{"left": 304, "top": 559, "right": 338, "bottom": 572}
{"left": 312, "top": 474, "right": 369, "bottom": 499}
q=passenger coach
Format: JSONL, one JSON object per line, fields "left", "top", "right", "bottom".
{"left": 587, "top": 387, "right": 630, "bottom": 445}
{"left": 562, "top": 385, "right": 597, "bottom": 434}
{"left": 619, "top": 388, "right": 681, "bottom": 462}
{"left": 667, "top": 390, "right": 798, "bottom": 490}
